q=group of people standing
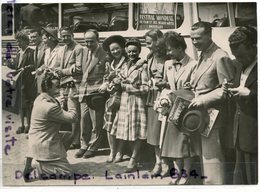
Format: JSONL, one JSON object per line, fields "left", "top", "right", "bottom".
{"left": 9, "top": 21, "right": 257, "bottom": 185}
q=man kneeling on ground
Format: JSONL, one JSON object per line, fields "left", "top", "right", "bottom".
{"left": 23, "top": 72, "right": 78, "bottom": 182}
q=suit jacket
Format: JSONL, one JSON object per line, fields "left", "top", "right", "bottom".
{"left": 79, "top": 46, "right": 107, "bottom": 102}
{"left": 34, "top": 43, "right": 46, "bottom": 94}
{"left": 190, "top": 42, "right": 235, "bottom": 129}
{"left": 147, "top": 55, "right": 165, "bottom": 84}
{"left": 59, "top": 41, "right": 83, "bottom": 75}
{"left": 164, "top": 54, "right": 196, "bottom": 91}
{"left": 34, "top": 42, "right": 46, "bottom": 69}
{"left": 28, "top": 93, "right": 78, "bottom": 161}
{"left": 234, "top": 64, "right": 257, "bottom": 153}
{"left": 42, "top": 44, "right": 60, "bottom": 70}
{"left": 10, "top": 47, "right": 35, "bottom": 90}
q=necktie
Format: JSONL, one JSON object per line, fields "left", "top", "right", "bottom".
{"left": 196, "top": 53, "right": 204, "bottom": 69}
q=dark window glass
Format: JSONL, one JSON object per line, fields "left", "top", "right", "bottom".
{"left": 133, "top": 3, "right": 184, "bottom": 30}
{"left": 2, "top": 4, "right": 14, "bottom": 36}
{"left": 197, "top": 3, "right": 229, "bottom": 27}
{"left": 14, "top": 3, "right": 58, "bottom": 33}
{"left": 62, "top": 3, "right": 128, "bottom": 32}
{"left": 233, "top": 3, "right": 256, "bottom": 27}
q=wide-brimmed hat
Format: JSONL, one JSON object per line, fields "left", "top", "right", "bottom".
{"left": 167, "top": 89, "right": 209, "bottom": 134}
{"left": 86, "top": 91, "right": 109, "bottom": 110}
{"left": 125, "top": 38, "right": 141, "bottom": 51}
{"left": 102, "top": 35, "right": 126, "bottom": 52}
{"left": 42, "top": 27, "right": 59, "bottom": 41}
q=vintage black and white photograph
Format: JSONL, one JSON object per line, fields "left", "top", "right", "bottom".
{"left": 1, "top": 1, "right": 258, "bottom": 187}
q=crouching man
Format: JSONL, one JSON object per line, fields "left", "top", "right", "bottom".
{"left": 23, "top": 72, "right": 79, "bottom": 182}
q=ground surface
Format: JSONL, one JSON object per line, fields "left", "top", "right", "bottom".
{"left": 2, "top": 110, "right": 205, "bottom": 186}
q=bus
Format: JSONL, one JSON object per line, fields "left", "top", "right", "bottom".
{"left": 2, "top": 2, "right": 257, "bottom": 62}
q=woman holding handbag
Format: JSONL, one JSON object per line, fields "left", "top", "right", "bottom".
{"left": 116, "top": 38, "right": 149, "bottom": 172}
{"left": 98, "top": 35, "right": 128, "bottom": 163}
{"left": 144, "top": 29, "right": 167, "bottom": 175}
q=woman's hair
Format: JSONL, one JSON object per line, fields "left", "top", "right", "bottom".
{"left": 145, "top": 29, "right": 166, "bottom": 59}
{"left": 106, "top": 42, "right": 127, "bottom": 62}
{"left": 144, "top": 29, "right": 163, "bottom": 42}
{"left": 41, "top": 72, "right": 60, "bottom": 92}
{"left": 163, "top": 31, "right": 187, "bottom": 50}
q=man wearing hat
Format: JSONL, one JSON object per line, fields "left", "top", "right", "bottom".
{"left": 54, "top": 26, "right": 84, "bottom": 149}
{"left": 189, "top": 21, "right": 236, "bottom": 184}
{"left": 74, "top": 29, "right": 107, "bottom": 159}
{"left": 228, "top": 26, "right": 257, "bottom": 184}
{"left": 36, "top": 27, "right": 60, "bottom": 74}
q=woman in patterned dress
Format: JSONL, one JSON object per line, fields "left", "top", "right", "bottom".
{"left": 144, "top": 29, "right": 167, "bottom": 175}
{"left": 99, "top": 35, "right": 128, "bottom": 163}
{"left": 116, "top": 38, "right": 149, "bottom": 172}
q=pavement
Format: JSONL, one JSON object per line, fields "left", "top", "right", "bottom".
{"left": 2, "top": 109, "right": 204, "bottom": 186}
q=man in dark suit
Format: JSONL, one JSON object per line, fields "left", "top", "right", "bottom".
{"left": 29, "top": 29, "right": 46, "bottom": 95}
{"left": 228, "top": 26, "right": 257, "bottom": 184}
{"left": 189, "top": 21, "right": 236, "bottom": 184}
{"left": 74, "top": 29, "right": 107, "bottom": 159}
{"left": 9, "top": 31, "right": 36, "bottom": 134}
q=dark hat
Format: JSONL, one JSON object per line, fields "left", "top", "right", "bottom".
{"left": 167, "top": 89, "right": 209, "bottom": 134}
{"left": 86, "top": 91, "right": 109, "bottom": 110}
{"left": 102, "top": 35, "right": 126, "bottom": 52}
{"left": 42, "top": 27, "right": 59, "bottom": 41}
{"left": 125, "top": 38, "right": 141, "bottom": 51}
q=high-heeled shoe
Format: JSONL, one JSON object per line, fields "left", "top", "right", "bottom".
{"left": 113, "top": 153, "right": 123, "bottom": 163}
{"left": 125, "top": 157, "right": 137, "bottom": 173}
{"left": 106, "top": 154, "right": 115, "bottom": 163}
{"left": 150, "top": 163, "right": 162, "bottom": 176}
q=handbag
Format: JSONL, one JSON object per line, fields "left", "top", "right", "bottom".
{"left": 107, "top": 91, "right": 121, "bottom": 111}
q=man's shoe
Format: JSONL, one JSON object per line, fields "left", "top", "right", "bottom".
{"left": 16, "top": 126, "right": 25, "bottom": 134}
{"left": 69, "top": 144, "right": 81, "bottom": 150}
{"left": 74, "top": 149, "right": 87, "bottom": 158}
{"left": 24, "top": 126, "right": 30, "bottom": 134}
{"left": 83, "top": 150, "right": 94, "bottom": 159}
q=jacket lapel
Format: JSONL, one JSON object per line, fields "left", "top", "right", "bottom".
{"left": 37, "top": 45, "right": 45, "bottom": 68}
{"left": 47, "top": 46, "right": 59, "bottom": 68}
{"left": 63, "top": 43, "right": 76, "bottom": 69}
{"left": 147, "top": 56, "right": 154, "bottom": 80}
{"left": 192, "top": 59, "right": 214, "bottom": 88}
{"left": 245, "top": 64, "right": 257, "bottom": 88}
{"left": 87, "top": 47, "right": 101, "bottom": 74}
{"left": 175, "top": 55, "right": 190, "bottom": 82}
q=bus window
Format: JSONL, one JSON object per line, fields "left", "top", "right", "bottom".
{"left": 233, "top": 3, "right": 256, "bottom": 27}
{"left": 14, "top": 4, "right": 58, "bottom": 33}
{"left": 2, "top": 4, "right": 13, "bottom": 36}
{"left": 133, "top": 3, "right": 184, "bottom": 30}
{"left": 197, "top": 3, "right": 229, "bottom": 27}
{"left": 62, "top": 3, "right": 128, "bottom": 32}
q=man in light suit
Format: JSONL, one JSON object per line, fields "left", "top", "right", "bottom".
{"left": 23, "top": 72, "right": 78, "bottom": 182}
{"left": 74, "top": 29, "right": 107, "bottom": 159}
{"left": 228, "top": 26, "right": 257, "bottom": 184}
{"left": 189, "top": 21, "right": 235, "bottom": 184}
{"left": 55, "top": 26, "right": 83, "bottom": 149}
